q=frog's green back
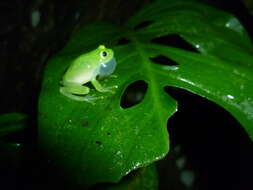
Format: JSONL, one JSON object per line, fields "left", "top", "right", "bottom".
{"left": 62, "top": 50, "right": 100, "bottom": 84}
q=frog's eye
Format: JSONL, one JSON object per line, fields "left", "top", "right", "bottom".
{"left": 100, "top": 51, "right": 107, "bottom": 58}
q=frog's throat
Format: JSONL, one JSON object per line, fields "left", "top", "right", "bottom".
{"left": 104, "top": 57, "right": 116, "bottom": 66}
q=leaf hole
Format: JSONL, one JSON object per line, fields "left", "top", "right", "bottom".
{"left": 133, "top": 20, "right": 154, "bottom": 31}
{"left": 152, "top": 34, "right": 199, "bottom": 53}
{"left": 150, "top": 55, "right": 179, "bottom": 66}
{"left": 116, "top": 37, "right": 131, "bottom": 45}
{"left": 120, "top": 80, "right": 148, "bottom": 109}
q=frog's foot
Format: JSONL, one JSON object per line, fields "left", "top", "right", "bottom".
{"left": 91, "top": 79, "right": 118, "bottom": 94}
{"left": 62, "top": 93, "right": 103, "bottom": 104}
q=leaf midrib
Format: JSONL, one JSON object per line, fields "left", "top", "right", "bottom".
{"left": 129, "top": 34, "right": 167, "bottom": 127}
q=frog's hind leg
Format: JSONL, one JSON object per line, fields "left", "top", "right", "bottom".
{"left": 59, "top": 82, "right": 91, "bottom": 102}
{"left": 60, "top": 87, "right": 87, "bottom": 102}
{"left": 60, "top": 83, "right": 103, "bottom": 103}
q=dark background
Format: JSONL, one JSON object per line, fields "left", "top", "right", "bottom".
{"left": 0, "top": 0, "right": 253, "bottom": 189}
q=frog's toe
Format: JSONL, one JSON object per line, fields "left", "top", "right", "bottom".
{"left": 103, "top": 85, "right": 118, "bottom": 93}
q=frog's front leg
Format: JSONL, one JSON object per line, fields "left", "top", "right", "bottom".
{"left": 91, "top": 79, "right": 118, "bottom": 93}
{"left": 60, "top": 82, "right": 100, "bottom": 103}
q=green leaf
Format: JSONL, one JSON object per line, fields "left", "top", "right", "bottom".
{"left": 0, "top": 112, "right": 28, "bottom": 137}
{"left": 39, "top": 22, "right": 176, "bottom": 187}
{"left": 39, "top": 0, "right": 253, "bottom": 187}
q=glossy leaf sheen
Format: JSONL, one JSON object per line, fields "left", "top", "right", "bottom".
{"left": 39, "top": 0, "right": 253, "bottom": 187}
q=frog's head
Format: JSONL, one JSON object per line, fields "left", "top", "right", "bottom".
{"left": 98, "top": 45, "right": 116, "bottom": 77}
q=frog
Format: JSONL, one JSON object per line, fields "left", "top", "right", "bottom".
{"left": 59, "top": 45, "right": 117, "bottom": 103}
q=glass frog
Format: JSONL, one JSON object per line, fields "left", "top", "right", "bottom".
{"left": 60, "top": 45, "right": 117, "bottom": 102}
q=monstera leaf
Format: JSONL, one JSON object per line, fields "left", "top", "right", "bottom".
{"left": 39, "top": 0, "right": 253, "bottom": 187}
